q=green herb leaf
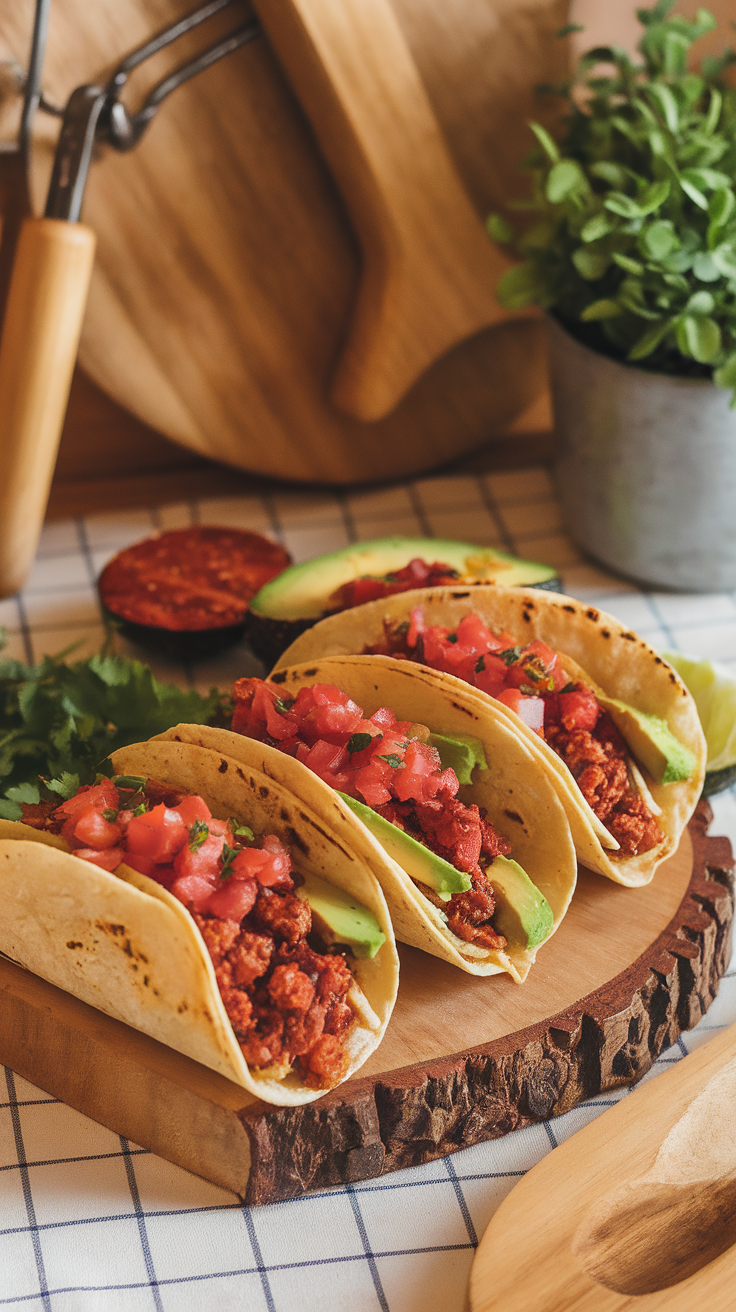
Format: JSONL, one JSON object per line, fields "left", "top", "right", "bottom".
{"left": 580, "top": 299, "right": 623, "bottom": 321}
{"left": 188, "top": 819, "right": 210, "bottom": 852}
{"left": 377, "top": 754, "right": 405, "bottom": 769}
{"left": 487, "top": 214, "right": 514, "bottom": 244}
{"left": 347, "top": 732, "right": 373, "bottom": 754}
{"left": 475, "top": 656, "right": 485, "bottom": 673}
{"left": 219, "top": 842, "right": 239, "bottom": 880}
{"left": 229, "top": 819, "right": 255, "bottom": 840}
{"left": 0, "top": 799, "right": 22, "bottom": 821}
{"left": 5, "top": 782, "right": 40, "bottom": 805}
{"left": 46, "top": 771, "right": 81, "bottom": 800}
{"left": 498, "top": 647, "right": 523, "bottom": 667}
{"left": 546, "top": 159, "right": 586, "bottom": 203}
{"left": 446, "top": 633, "right": 458, "bottom": 644}
{"left": 528, "top": 121, "right": 560, "bottom": 163}
{"left": 102, "top": 808, "right": 119, "bottom": 822}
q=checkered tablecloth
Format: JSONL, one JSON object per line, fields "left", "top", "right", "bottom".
{"left": 1, "top": 465, "right": 734, "bottom": 1311}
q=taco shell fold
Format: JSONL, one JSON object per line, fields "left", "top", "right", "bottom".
{"left": 0, "top": 742, "right": 398, "bottom": 1106}
{"left": 156, "top": 653, "right": 578, "bottom": 981}
{"left": 272, "top": 585, "right": 706, "bottom": 886}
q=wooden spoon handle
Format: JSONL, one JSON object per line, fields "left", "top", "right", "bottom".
{"left": 0, "top": 218, "right": 95, "bottom": 598}
{"left": 255, "top": 0, "right": 516, "bottom": 421}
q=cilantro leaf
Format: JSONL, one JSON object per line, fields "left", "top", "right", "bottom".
{"left": 219, "top": 842, "right": 239, "bottom": 880}
{"left": 347, "top": 732, "right": 373, "bottom": 754}
{"left": 498, "top": 646, "right": 523, "bottom": 666}
{"left": 0, "top": 799, "right": 22, "bottom": 821}
{"left": 446, "top": 633, "right": 458, "bottom": 644}
{"left": 189, "top": 819, "right": 210, "bottom": 852}
{"left": 377, "top": 753, "right": 405, "bottom": 768}
{"left": 229, "top": 819, "right": 255, "bottom": 840}
{"left": 46, "top": 771, "right": 81, "bottom": 799}
{"left": 5, "top": 782, "right": 40, "bottom": 805}
{"left": 475, "top": 656, "right": 485, "bottom": 673}
{"left": 0, "top": 635, "right": 230, "bottom": 800}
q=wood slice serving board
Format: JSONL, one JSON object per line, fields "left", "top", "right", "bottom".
{"left": 0, "top": 801, "right": 732, "bottom": 1205}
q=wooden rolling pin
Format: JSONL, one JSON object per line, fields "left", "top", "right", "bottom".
{"left": 0, "top": 218, "right": 95, "bottom": 598}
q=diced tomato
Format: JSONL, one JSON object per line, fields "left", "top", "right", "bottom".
{"left": 474, "top": 653, "right": 508, "bottom": 698}
{"left": 74, "top": 846, "right": 124, "bottom": 872}
{"left": 172, "top": 827, "right": 227, "bottom": 884}
{"left": 496, "top": 687, "right": 545, "bottom": 734}
{"left": 173, "top": 794, "right": 212, "bottom": 827}
{"left": 557, "top": 688, "right": 600, "bottom": 731}
{"left": 393, "top": 740, "right": 441, "bottom": 802}
{"left": 55, "top": 780, "right": 119, "bottom": 822}
{"left": 207, "top": 877, "right": 258, "bottom": 921}
{"left": 124, "top": 850, "right": 164, "bottom": 880}
{"left": 258, "top": 834, "right": 292, "bottom": 887}
{"left": 407, "top": 606, "right": 425, "bottom": 648}
{"left": 125, "top": 804, "right": 188, "bottom": 863}
{"left": 73, "top": 808, "right": 122, "bottom": 851}
{"left": 170, "top": 873, "right": 220, "bottom": 913}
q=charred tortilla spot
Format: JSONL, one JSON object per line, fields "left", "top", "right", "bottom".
{"left": 286, "top": 825, "right": 309, "bottom": 855}
{"left": 219, "top": 759, "right": 228, "bottom": 774}
{"left": 177, "top": 1001, "right": 188, "bottom": 1013}
{"left": 259, "top": 786, "right": 269, "bottom": 799}
{"left": 143, "top": 976, "right": 149, "bottom": 987}
{"left": 563, "top": 604, "right": 575, "bottom": 613}
{"left": 271, "top": 670, "right": 287, "bottom": 684}
{"left": 521, "top": 612, "right": 532, "bottom": 622}
{"left": 622, "top": 632, "right": 636, "bottom": 641}
{"left": 305, "top": 668, "right": 318, "bottom": 677}
{"left": 503, "top": 810, "right": 524, "bottom": 825}
{"left": 66, "top": 941, "right": 82, "bottom": 949}
{"left": 601, "top": 629, "right": 610, "bottom": 639}
{"left": 670, "top": 672, "right": 678, "bottom": 682}
{"left": 586, "top": 608, "right": 600, "bottom": 621}
{"left": 123, "top": 940, "right": 134, "bottom": 958}
{"left": 655, "top": 656, "right": 663, "bottom": 664}
{"left": 297, "top": 809, "right": 353, "bottom": 859}
{"left": 450, "top": 591, "right": 471, "bottom": 599}
{"left": 280, "top": 808, "right": 290, "bottom": 822}
{"left": 450, "top": 701, "right": 475, "bottom": 717}
{"left": 97, "top": 921, "right": 125, "bottom": 936}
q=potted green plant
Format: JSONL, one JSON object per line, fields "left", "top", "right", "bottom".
{"left": 490, "top": 0, "right": 736, "bottom": 591}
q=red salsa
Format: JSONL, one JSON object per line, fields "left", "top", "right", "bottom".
{"left": 327, "top": 558, "right": 460, "bottom": 612}
{"left": 231, "top": 678, "right": 511, "bottom": 950}
{"left": 22, "top": 777, "right": 356, "bottom": 1087}
{"left": 98, "top": 527, "right": 291, "bottom": 632}
{"left": 364, "top": 608, "right": 665, "bottom": 859}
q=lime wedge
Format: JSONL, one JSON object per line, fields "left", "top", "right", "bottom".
{"left": 662, "top": 651, "right": 736, "bottom": 795}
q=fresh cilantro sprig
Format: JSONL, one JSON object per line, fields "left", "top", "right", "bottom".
{"left": 377, "top": 753, "right": 405, "bottom": 768}
{"left": 0, "top": 632, "right": 231, "bottom": 816}
{"left": 347, "top": 732, "right": 373, "bottom": 754}
{"left": 188, "top": 819, "right": 210, "bottom": 852}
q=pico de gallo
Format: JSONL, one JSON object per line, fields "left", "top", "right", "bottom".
{"left": 327, "top": 558, "right": 461, "bottom": 613}
{"left": 21, "top": 777, "right": 358, "bottom": 1087}
{"left": 363, "top": 608, "right": 665, "bottom": 859}
{"left": 231, "top": 677, "right": 511, "bottom": 950}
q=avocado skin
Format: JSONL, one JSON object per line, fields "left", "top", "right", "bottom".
{"left": 703, "top": 762, "right": 736, "bottom": 797}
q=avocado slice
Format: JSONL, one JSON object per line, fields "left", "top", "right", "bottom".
{"left": 337, "top": 792, "right": 471, "bottom": 900}
{"left": 250, "top": 536, "right": 560, "bottom": 623}
{"left": 489, "top": 856, "right": 553, "bottom": 949}
{"left": 599, "top": 697, "right": 696, "bottom": 784}
{"left": 297, "top": 871, "right": 386, "bottom": 959}
{"left": 427, "top": 732, "right": 487, "bottom": 785}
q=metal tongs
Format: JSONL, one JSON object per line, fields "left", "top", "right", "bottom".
{"left": 0, "top": 0, "right": 261, "bottom": 598}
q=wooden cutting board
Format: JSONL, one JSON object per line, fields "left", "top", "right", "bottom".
{"left": 0, "top": 0, "right": 569, "bottom": 482}
{"left": 0, "top": 801, "right": 731, "bottom": 1205}
{"left": 469, "top": 997, "right": 736, "bottom": 1310}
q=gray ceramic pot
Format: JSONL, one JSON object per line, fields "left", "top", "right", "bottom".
{"left": 548, "top": 315, "right": 736, "bottom": 591}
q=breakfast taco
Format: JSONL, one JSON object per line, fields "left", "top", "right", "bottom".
{"left": 155, "top": 656, "right": 578, "bottom": 982}
{"left": 270, "top": 585, "right": 706, "bottom": 887}
{"left": 0, "top": 739, "right": 398, "bottom": 1106}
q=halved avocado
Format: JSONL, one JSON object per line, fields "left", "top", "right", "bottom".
{"left": 246, "top": 536, "right": 561, "bottom": 666}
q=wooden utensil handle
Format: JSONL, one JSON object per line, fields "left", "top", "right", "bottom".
{"left": 0, "top": 218, "right": 95, "bottom": 598}
{"left": 256, "top": 0, "right": 517, "bottom": 421}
